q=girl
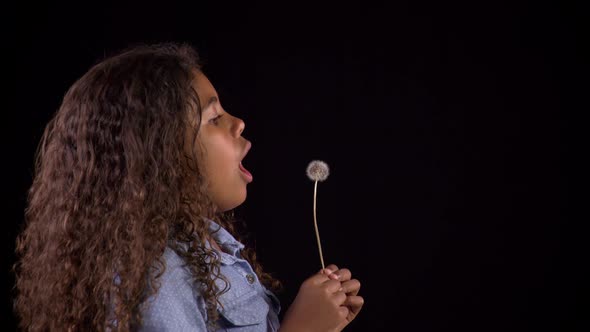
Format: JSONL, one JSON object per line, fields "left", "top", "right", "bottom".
{"left": 14, "top": 42, "right": 363, "bottom": 331}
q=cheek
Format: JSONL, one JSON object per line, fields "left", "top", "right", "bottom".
{"left": 197, "top": 129, "right": 237, "bottom": 180}
{"left": 203, "top": 144, "right": 234, "bottom": 181}
{"left": 203, "top": 135, "right": 233, "bottom": 162}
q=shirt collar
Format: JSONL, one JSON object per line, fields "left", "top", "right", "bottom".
{"left": 206, "top": 219, "right": 245, "bottom": 263}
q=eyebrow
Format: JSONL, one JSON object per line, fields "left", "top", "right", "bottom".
{"left": 203, "top": 96, "right": 219, "bottom": 111}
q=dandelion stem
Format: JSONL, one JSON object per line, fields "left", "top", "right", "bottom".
{"left": 313, "top": 180, "right": 325, "bottom": 270}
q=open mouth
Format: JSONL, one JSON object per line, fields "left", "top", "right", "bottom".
{"left": 239, "top": 161, "right": 253, "bottom": 182}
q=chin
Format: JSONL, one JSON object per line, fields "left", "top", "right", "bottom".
{"left": 219, "top": 194, "right": 247, "bottom": 212}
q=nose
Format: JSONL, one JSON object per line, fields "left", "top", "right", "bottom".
{"left": 234, "top": 116, "right": 245, "bottom": 137}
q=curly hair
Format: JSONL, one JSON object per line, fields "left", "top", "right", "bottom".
{"left": 13, "top": 42, "right": 281, "bottom": 331}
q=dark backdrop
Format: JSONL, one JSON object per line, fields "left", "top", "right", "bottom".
{"left": 3, "top": 1, "right": 581, "bottom": 331}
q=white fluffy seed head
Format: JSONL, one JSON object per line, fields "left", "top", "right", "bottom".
{"left": 306, "top": 160, "right": 330, "bottom": 182}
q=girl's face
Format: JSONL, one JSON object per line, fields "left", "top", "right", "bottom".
{"left": 185, "top": 70, "right": 253, "bottom": 212}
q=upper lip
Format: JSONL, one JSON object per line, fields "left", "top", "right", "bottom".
{"left": 240, "top": 140, "right": 252, "bottom": 161}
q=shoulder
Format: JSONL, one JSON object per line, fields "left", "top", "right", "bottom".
{"left": 138, "top": 247, "right": 208, "bottom": 331}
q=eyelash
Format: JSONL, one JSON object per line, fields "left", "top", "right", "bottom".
{"left": 210, "top": 114, "right": 223, "bottom": 125}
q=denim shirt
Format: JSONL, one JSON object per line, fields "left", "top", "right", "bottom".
{"left": 139, "top": 220, "right": 281, "bottom": 331}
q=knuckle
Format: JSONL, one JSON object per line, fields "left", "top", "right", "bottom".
{"left": 301, "top": 278, "right": 313, "bottom": 289}
{"left": 326, "top": 279, "right": 339, "bottom": 288}
{"left": 339, "top": 306, "right": 350, "bottom": 318}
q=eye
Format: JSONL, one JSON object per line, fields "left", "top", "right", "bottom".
{"left": 209, "top": 114, "right": 223, "bottom": 125}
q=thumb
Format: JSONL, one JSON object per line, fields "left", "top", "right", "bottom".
{"left": 319, "top": 268, "right": 340, "bottom": 280}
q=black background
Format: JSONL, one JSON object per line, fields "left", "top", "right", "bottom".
{"left": 3, "top": 0, "right": 581, "bottom": 331}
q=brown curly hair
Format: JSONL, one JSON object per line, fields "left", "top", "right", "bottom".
{"left": 13, "top": 42, "right": 281, "bottom": 331}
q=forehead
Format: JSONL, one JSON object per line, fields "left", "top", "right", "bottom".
{"left": 191, "top": 70, "right": 217, "bottom": 103}
{"left": 186, "top": 70, "right": 218, "bottom": 126}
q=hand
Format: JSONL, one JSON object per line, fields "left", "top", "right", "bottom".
{"left": 323, "top": 264, "right": 364, "bottom": 329}
{"left": 280, "top": 265, "right": 349, "bottom": 332}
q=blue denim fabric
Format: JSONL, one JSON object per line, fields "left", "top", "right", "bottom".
{"left": 139, "top": 220, "right": 281, "bottom": 331}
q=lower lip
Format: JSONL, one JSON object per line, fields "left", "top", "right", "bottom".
{"left": 239, "top": 162, "right": 253, "bottom": 183}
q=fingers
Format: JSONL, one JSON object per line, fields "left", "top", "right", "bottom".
{"left": 320, "top": 265, "right": 353, "bottom": 283}
{"left": 332, "top": 268, "right": 351, "bottom": 281}
{"left": 324, "top": 279, "right": 343, "bottom": 293}
{"left": 340, "top": 279, "right": 361, "bottom": 296}
{"left": 335, "top": 289, "right": 347, "bottom": 301}
{"left": 312, "top": 264, "right": 338, "bottom": 283}
{"left": 321, "top": 268, "right": 340, "bottom": 280}
{"left": 320, "top": 264, "right": 340, "bottom": 280}
{"left": 308, "top": 274, "right": 346, "bottom": 294}
{"left": 314, "top": 264, "right": 358, "bottom": 290}
{"left": 324, "top": 264, "right": 339, "bottom": 273}
{"left": 307, "top": 272, "right": 341, "bottom": 289}
{"left": 338, "top": 305, "right": 350, "bottom": 318}
{"left": 343, "top": 295, "right": 364, "bottom": 311}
